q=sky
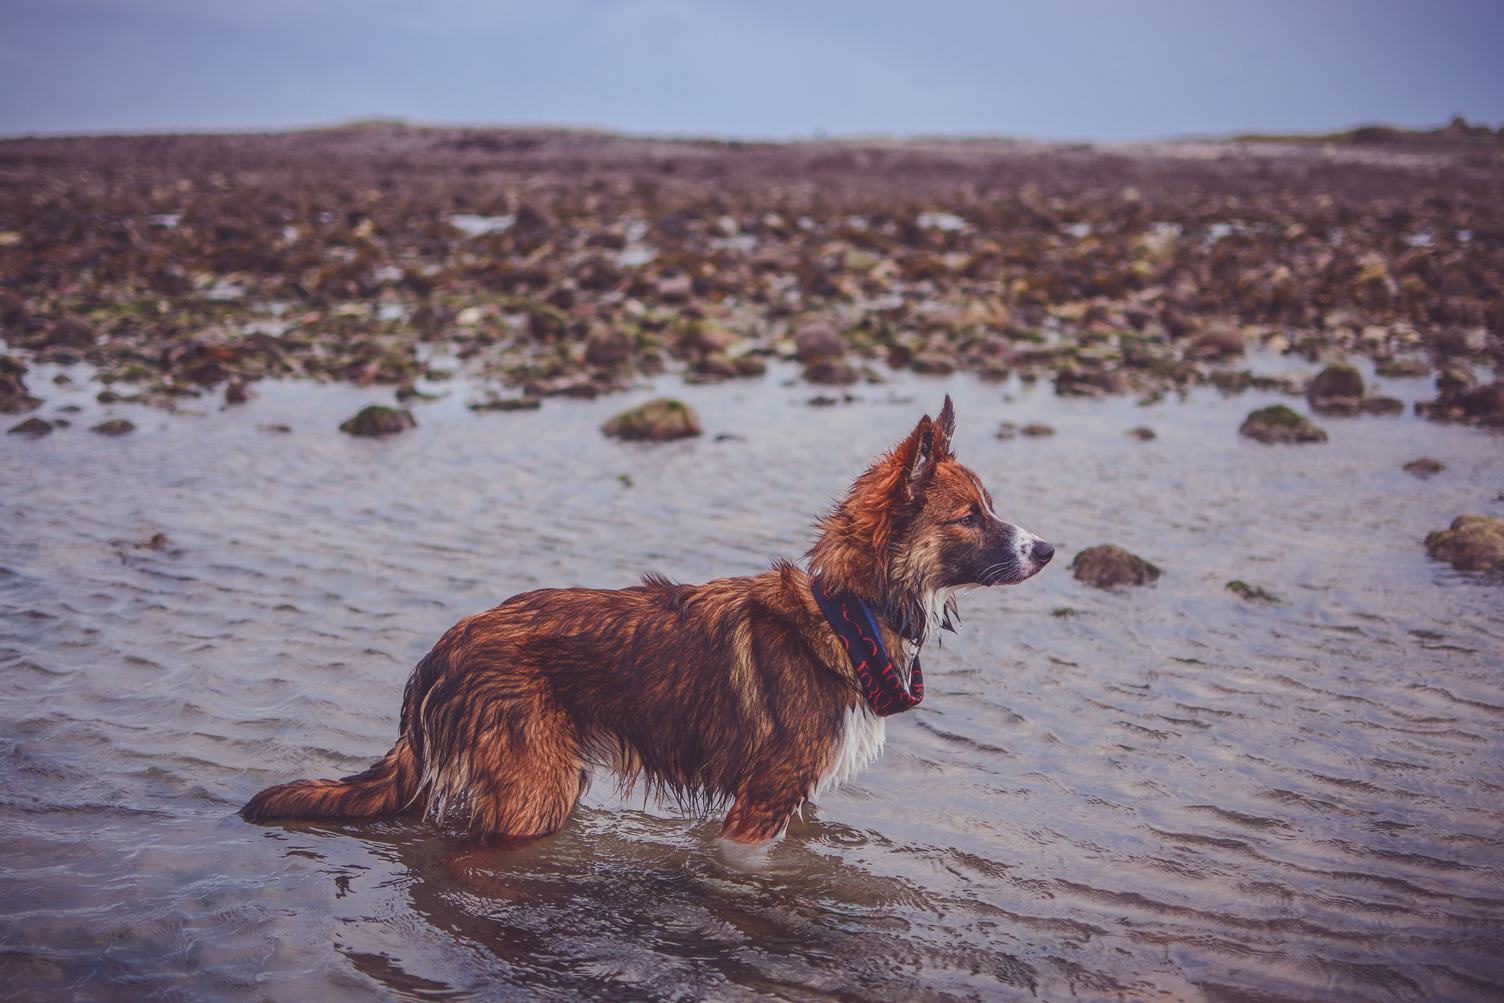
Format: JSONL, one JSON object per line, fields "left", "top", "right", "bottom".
{"left": 2, "top": 0, "right": 1501, "bottom": 140}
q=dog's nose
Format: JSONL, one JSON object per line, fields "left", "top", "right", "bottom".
{"left": 1032, "top": 539, "right": 1055, "bottom": 564}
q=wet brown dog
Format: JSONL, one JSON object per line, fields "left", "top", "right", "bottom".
{"left": 242, "top": 396, "right": 1053, "bottom": 843}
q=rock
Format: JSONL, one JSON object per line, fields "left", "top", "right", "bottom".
{"left": 911, "top": 351, "right": 957, "bottom": 375}
{"left": 339, "top": 405, "right": 415, "bottom": 437}
{"left": 805, "top": 359, "right": 859, "bottom": 385}
{"left": 468, "top": 396, "right": 541, "bottom": 412}
{"left": 1127, "top": 426, "right": 1156, "bottom": 440}
{"left": 90, "top": 419, "right": 135, "bottom": 436}
{"left": 1435, "top": 367, "right": 1476, "bottom": 396}
{"left": 1374, "top": 357, "right": 1429, "bottom": 378}
{"left": 258, "top": 423, "right": 292, "bottom": 434}
{"left": 793, "top": 322, "right": 844, "bottom": 362}
{"left": 1451, "top": 382, "right": 1504, "bottom": 419}
{"left": 693, "top": 354, "right": 740, "bottom": 379}
{"left": 733, "top": 355, "right": 767, "bottom": 377}
{"left": 996, "top": 422, "right": 1056, "bottom": 439}
{"left": 1307, "top": 363, "right": 1365, "bottom": 415}
{"left": 0, "top": 358, "right": 41, "bottom": 414}
{"left": 1186, "top": 321, "right": 1245, "bottom": 359}
{"left": 1361, "top": 396, "right": 1404, "bottom": 416}
{"left": 1226, "top": 580, "right": 1280, "bottom": 603}
{"left": 1402, "top": 457, "right": 1444, "bottom": 478}
{"left": 27, "top": 316, "right": 94, "bottom": 349}
{"left": 601, "top": 398, "right": 701, "bottom": 441}
{"left": 1239, "top": 405, "right": 1327, "bottom": 444}
{"left": 679, "top": 324, "right": 734, "bottom": 357}
{"left": 584, "top": 327, "right": 633, "bottom": 367}
{"left": 7, "top": 416, "right": 52, "bottom": 437}
{"left": 1424, "top": 515, "right": 1504, "bottom": 572}
{"left": 1071, "top": 545, "right": 1162, "bottom": 588}
{"left": 224, "top": 381, "right": 250, "bottom": 405}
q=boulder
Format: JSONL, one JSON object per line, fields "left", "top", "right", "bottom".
{"left": 584, "top": 327, "right": 633, "bottom": 367}
{"left": 7, "top": 416, "right": 52, "bottom": 437}
{"left": 90, "top": 419, "right": 135, "bottom": 436}
{"left": 805, "top": 359, "right": 860, "bottom": 385}
{"left": 1307, "top": 364, "right": 1364, "bottom": 415}
{"left": 339, "top": 405, "right": 415, "bottom": 437}
{"left": 601, "top": 398, "right": 701, "bottom": 442}
{"left": 1424, "top": 515, "right": 1504, "bottom": 572}
{"left": 1071, "top": 545, "right": 1162, "bottom": 588}
{"left": 0, "top": 356, "right": 40, "bottom": 414}
{"left": 1239, "top": 405, "right": 1327, "bottom": 444}
{"left": 793, "top": 322, "right": 844, "bottom": 362}
{"left": 1186, "top": 321, "right": 1246, "bottom": 359}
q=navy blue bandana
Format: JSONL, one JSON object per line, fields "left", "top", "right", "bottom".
{"left": 811, "top": 575, "right": 924, "bottom": 717}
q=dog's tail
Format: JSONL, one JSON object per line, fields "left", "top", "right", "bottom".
{"left": 241, "top": 735, "right": 421, "bottom": 822}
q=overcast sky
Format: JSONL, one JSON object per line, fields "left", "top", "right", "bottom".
{"left": 2, "top": 0, "right": 1501, "bottom": 140}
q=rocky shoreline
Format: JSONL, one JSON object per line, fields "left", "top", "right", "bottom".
{"left": 1, "top": 122, "right": 1501, "bottom": 431}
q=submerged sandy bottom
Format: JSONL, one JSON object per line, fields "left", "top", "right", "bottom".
{"left": 2, "top": 363, "right": 1502, "bottom": 1001}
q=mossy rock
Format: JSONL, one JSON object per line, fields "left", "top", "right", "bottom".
{"left": 1071, "top": 545, "right": 1162, "bottom": 588}
{"left": 340, "top": 405, "right": 415, "bottom": 437}
{"left": 1226, "top": 580, "right": 1280, "bottom": 603}
{"left": 1239, "top": 405, "right": 1327, "bottom": 444}
{"left": 1424, "top": 515, "right": 1504, "bottom": 572}
{"left": 1307, "top": 364, "right": 1365, "bottom": 415}
{"left": 601, "top": 398, "right": 701, "bottom": 442}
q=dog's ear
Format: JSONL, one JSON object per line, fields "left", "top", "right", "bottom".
{"left": 899, "top": 413, "right": 936, "bottom": 496}
{"left": 931, "top": 394, "right": 956, "bottom": 461}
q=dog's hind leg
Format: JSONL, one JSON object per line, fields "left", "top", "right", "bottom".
{"left": 456, "top": 697, "right": 589, "bottom": 840}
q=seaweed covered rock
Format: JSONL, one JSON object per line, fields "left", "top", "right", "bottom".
{"left": 1424, "top": 515, "right": 1504, "bottom": 572}
{"left": 1071, "top": 545, "right": 1162, "bottom": 588}
{"left": 1239, "top": 405, "right": 1327, "bottom": 444}
{"left": 1226, "top": 580, "right": 1280, "bottom": 603}
{"left": 339, "top": 405, "right": 415, "bottom": 437}
{"left": 601, "top": 397, "right": 700, "bottom": 441}
{"left": 1306, "top": 364, "right": 1364, "bottom": 415}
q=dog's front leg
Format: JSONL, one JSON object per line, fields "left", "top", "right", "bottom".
{"left": 720, "top": 765, "right": 815, "bottom": 844}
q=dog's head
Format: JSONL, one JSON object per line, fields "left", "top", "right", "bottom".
{"left": 810, "top": 396, "right": 1052, "bottom": 630}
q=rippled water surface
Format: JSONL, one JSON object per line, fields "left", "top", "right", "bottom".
{"left": 3, "top": 363, "right": 1503, "bottom": 1001}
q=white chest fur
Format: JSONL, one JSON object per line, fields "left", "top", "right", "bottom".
{"left": 811, "top": 703, "right": 887, "bottom": 800}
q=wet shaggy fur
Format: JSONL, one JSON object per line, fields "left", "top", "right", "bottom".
{"left": 241, "top": 396, "right": 1052, "bottom": 843}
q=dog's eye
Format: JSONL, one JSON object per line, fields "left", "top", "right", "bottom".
{"left": 957, "top": 512, "right": 980, "bottom": 528}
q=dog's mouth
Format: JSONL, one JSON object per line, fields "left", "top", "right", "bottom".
{"left": 975, "top": 531, "right": 1054, "bottom": 586}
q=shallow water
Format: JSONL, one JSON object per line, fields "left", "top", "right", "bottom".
{"left": 2, "top": 362, "right": 1503, "bottom": 1002}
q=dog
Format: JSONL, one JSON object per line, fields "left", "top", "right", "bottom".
{"left": 241, "top": 396, "right": 1053, "bottom": 843}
